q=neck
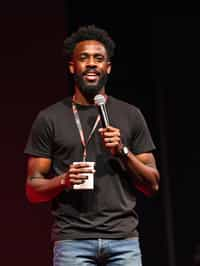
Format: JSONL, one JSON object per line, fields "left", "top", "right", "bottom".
{"left": 73, "top": 88, "right": 106, "bottom": 106}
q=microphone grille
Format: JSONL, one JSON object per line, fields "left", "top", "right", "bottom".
{"left": 94, "top": 94, "right": 106, "bottom": 106}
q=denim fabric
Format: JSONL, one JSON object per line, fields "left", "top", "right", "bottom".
{"left": 53, "top": 238, "right": 142, "bottom": 266}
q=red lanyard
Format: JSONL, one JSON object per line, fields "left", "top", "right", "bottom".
{"left": 72, "top": 98, "right": 100, "bottom": 162}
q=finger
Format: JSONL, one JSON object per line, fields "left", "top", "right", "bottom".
{"left": 70, "top": 163, "right": 91, "bottom": 172}
{"left": 70, "top": 179, "right": 86, "bottom": 185}
{"left": 79, "top": 168, "right": 96, "bottom": 174}
{"left": 106, "top": 126, "right": 120, "bottom": 132}
{"left": 105, "top": 141, "right": 119, "bottom": 148}
{"left": 104, "top": 136, "right": 121, "bottom": 143}
{"left": 68, "top": 167, "right": 81, "bottom": 174}
{"left": 69, "top": 174, "right": 88, "bottom": 181}
{"left": 73, "top": 162, "right": 91, "bottom": 168}
{"left": 98, "top": 128, "right": 107, "bottom": 133}
{"left": 103, "top": 130, "right": 120, "bottom": 137}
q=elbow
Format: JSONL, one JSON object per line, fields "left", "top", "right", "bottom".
{"left": 147, "top": 183, "right": 159, "bottom": 197}
{"left": 26, "top": 185, "right": 40, "bottom": 203}
{"left": 147, "top": 170, "right": 160, "bottom": 197}
{"left": 135, "top": 169, "right": 160, "bottom": 197}
{"left": 25, "top": 184, "right": 49, "bottom": 203}
{"left": 139, "top": 183, "right": 159, "bottom": 198}
{"left": 137, "top": 184, "right": 159, "bottom": 197}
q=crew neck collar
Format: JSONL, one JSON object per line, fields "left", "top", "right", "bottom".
{"left": 72, "top": 94, "right": 109, "bottom": 107}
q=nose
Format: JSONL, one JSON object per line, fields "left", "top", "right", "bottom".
{"left": 86, "top": 56, "right": 96, "bottom": 66}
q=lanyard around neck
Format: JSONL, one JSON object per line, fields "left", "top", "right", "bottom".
{"left": 72, "top": 99, "right": 100, "bottom": 162}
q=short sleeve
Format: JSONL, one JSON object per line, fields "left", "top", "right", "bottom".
{"left": 24, "top": 111, "right": 54, "bottom": 158}
{"left": 130, "top": 108, "right": 156, "bottom": 154}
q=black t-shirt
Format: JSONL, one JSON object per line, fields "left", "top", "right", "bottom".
{"left": 24, "top": 96, "right": 156, "bottom": 241}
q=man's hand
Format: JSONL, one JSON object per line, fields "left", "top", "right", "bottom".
{"left": 99, "top": 126, "right": 122, "bottom": 155}
{"left": 65, "top": 162, "right": 96, "bottom": 187}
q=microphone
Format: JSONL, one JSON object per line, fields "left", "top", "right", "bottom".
{"left": 94, "top": 94, "right": 110, "bottom": 128}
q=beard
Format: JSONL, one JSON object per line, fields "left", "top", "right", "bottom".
{"left": 74, "top": 71, "right": 108, "bottom": 100}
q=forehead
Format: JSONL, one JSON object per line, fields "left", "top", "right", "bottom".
{"left": 73, "top": 40, "right": 107, "bottom": 56}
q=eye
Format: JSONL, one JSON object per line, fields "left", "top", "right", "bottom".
{"left": 79, "top": 54, "right": 88, "bottom": 61}
{"left": 95, "top": 55, "right": 105, "bottom": 62}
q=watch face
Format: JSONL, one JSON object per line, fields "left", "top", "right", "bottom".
{"left": 123, "top": 146, "right": 128, "bottom": 154}
{"left": 122, "top": 146, "right": 129, "bottom": 155}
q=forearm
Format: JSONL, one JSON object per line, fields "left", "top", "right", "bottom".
{"left": 26, "top": 174, "right": 68, "bottom": 203}
{"left": 99, "top": 126, "right": 159, "bottom": 195}
{"left": 124, "top": 152, "right": 160, "bottom": 196}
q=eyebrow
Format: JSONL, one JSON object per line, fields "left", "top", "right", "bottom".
{"left": 79, "top": 52, "right": 105, "bottom": 56}
{"left": 78, "top": 52, "right": 107, "bottom": 61}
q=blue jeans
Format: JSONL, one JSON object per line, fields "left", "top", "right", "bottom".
{"left": 53, "top": 238, "right": 142, "bottom": 266}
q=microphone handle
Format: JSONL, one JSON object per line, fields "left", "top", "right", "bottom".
{"left": 99, "top": 104, "right": 109, "bottom": 127}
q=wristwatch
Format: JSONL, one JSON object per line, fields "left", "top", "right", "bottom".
{"left": 118, "top": 145, "right": 129, "bottom": 158}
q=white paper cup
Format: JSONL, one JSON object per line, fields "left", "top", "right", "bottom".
{"left": 73, "top": 162, "right": 95, "bottom": 190}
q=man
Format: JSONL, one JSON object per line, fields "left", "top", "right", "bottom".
{"left": 25, "top": 25, "right": 160, "bottom": 266}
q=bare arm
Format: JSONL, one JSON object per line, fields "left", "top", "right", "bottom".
{"left": 26, "top": 157, "right": 68, "bottom": 203}
{"left": 124, "top": 151, "right": 160, "bottom": 196}
{"left": 99, "top": 126, "right": 160, "bottom": 196}
{"left": 26, "top": 157, "right": 95, "bottom": 203}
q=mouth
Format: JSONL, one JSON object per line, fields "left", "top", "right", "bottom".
{"left": 84, "top": 71, "right": 99, "bottom": 82}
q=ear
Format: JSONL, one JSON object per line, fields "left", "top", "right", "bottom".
{"left": 107, "top": 61, "right": 112, "bottom": 74}
{"left": 68, "top": 61, "right": 75, "bottom": 74}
